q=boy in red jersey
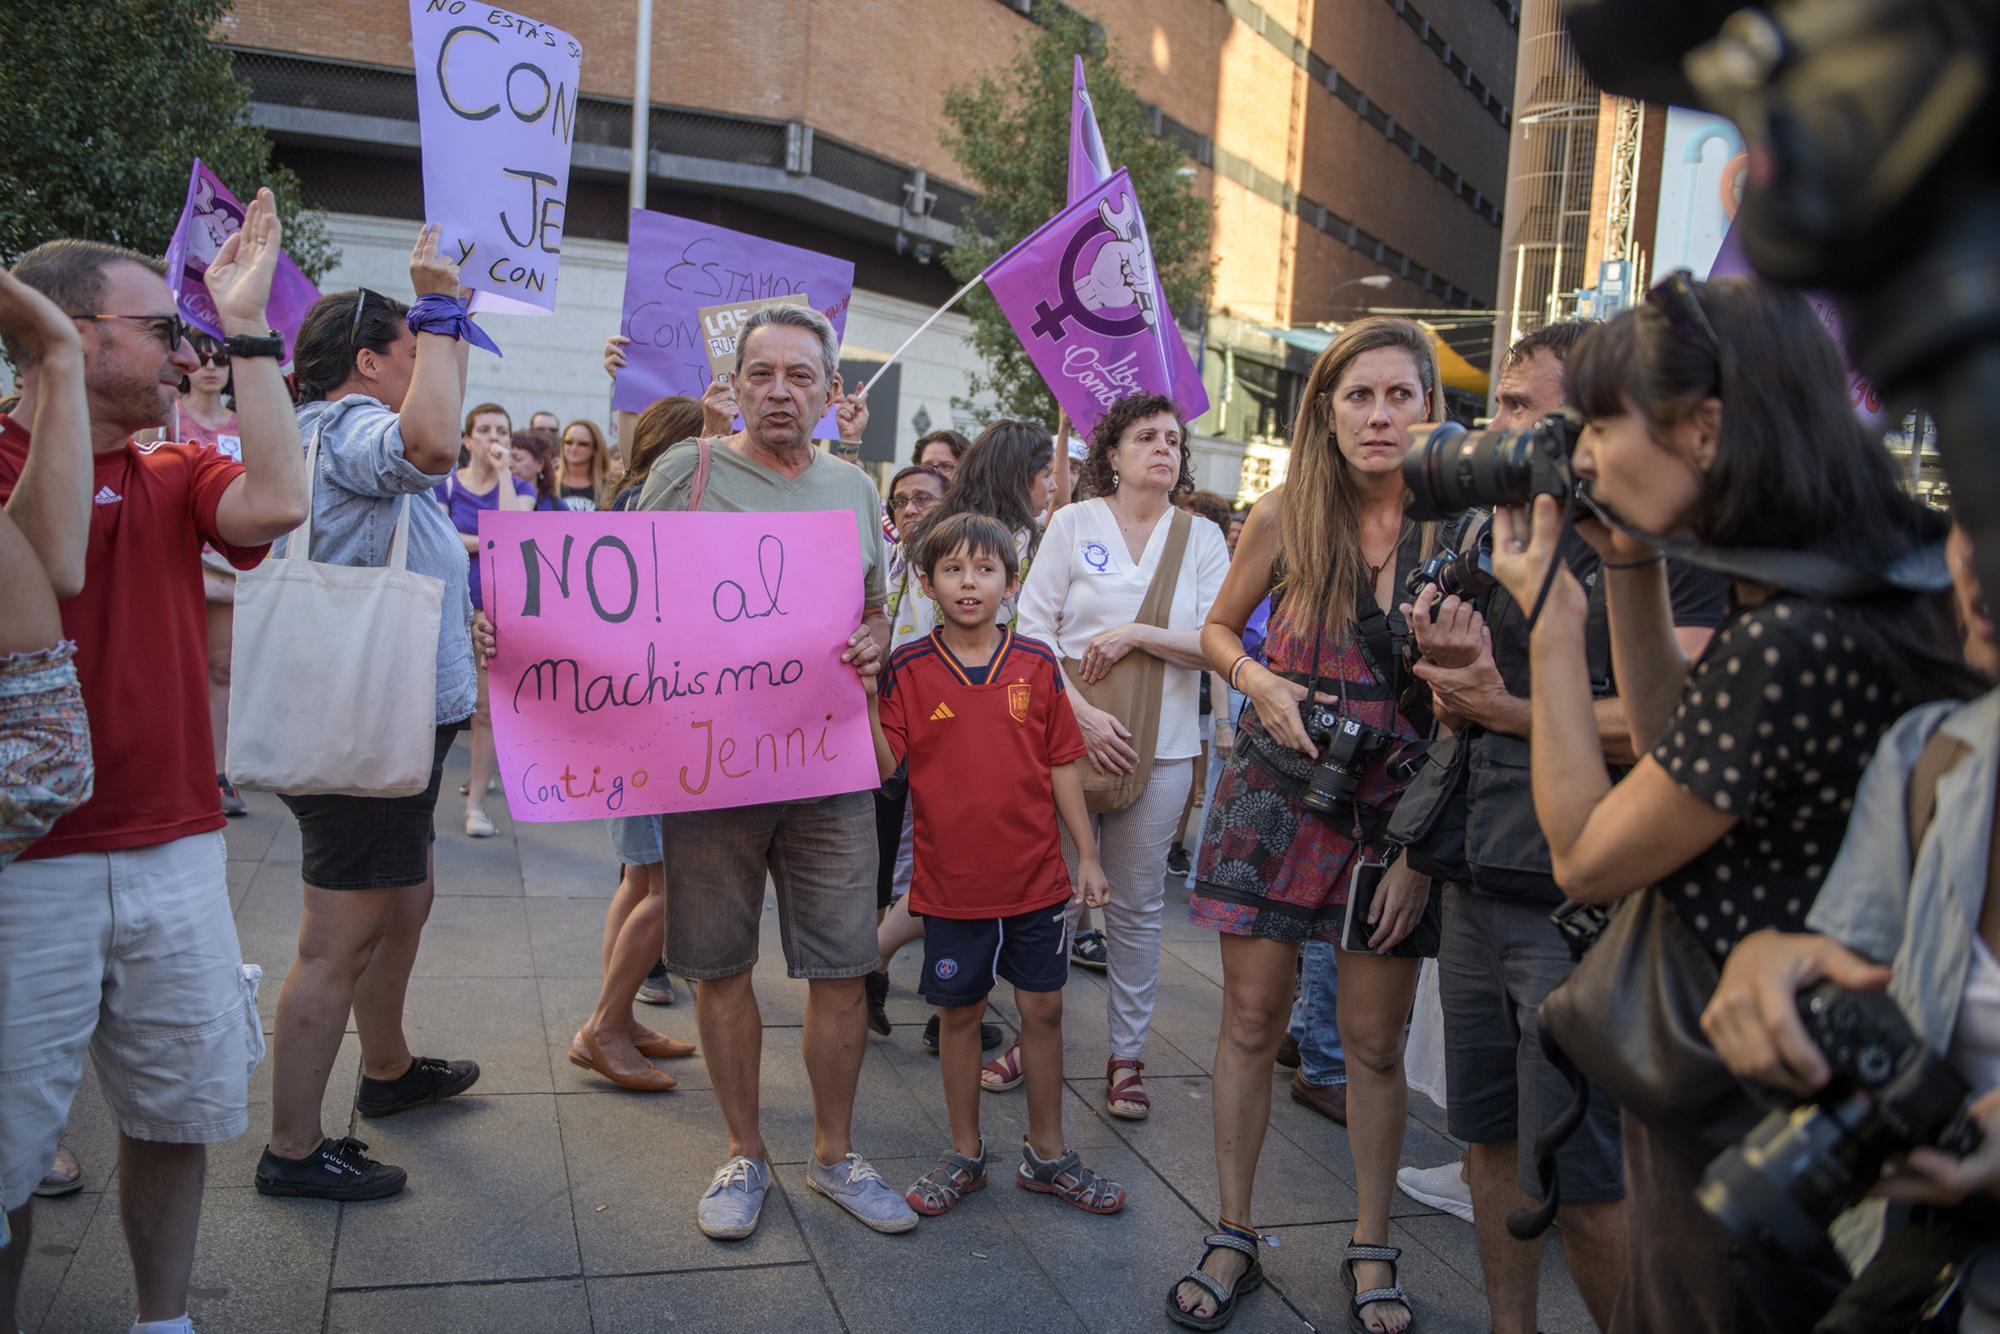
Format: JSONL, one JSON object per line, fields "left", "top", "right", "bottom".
{"left": 864, "top": 511, "right": 1126, "bottom": 1217}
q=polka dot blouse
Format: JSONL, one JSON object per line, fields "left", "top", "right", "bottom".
{"left": 1651, "top": 597, "right": 1908, "bottom": 962}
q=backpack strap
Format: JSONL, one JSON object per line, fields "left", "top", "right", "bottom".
{"left": 1905, "top": 719, "right": 1973, "bottom": 863}
{"left": 686, "top": 437, "right": 716, "bottom": 512}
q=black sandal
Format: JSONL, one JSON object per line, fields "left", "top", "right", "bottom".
{"left": 1166, "top": 1230, "right": 1264, "bottom": 1331}
{"left": 1342, "top": 1240, "right": 1412, "bottom": 1334}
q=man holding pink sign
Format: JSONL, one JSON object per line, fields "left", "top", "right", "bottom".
{"left": 632, "top": 303, "right": 918, "bottom": 1241}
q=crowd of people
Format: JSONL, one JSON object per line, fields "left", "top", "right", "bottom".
{"left": 0, "top": 178, "right": 1997, "bottom": 1334}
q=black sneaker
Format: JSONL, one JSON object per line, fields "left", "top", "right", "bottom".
{"left": 922, "top": 1015, "right": 1005, "bottom": 1053}
{"left": 865, "top": 971, "right": 892, "bottom": 1036}
{"left": 1166, "top": 843, "right": 1191, "bottom": 877}
{"left": 355, "top": 1055, "right": 480, "bottom": 1118}
{"left": 255, "top": 1137, "right": 406, "bottom": 1201}
{"left": 218, "top": 773, "right": 248, "bottom": 818}
{"left": 1070, "top": 929, "right": 1109, "bottom": 973}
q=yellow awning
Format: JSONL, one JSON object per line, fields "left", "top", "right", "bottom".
{"left": 1426, "top": 327, "right": 1488, "bottom": 395}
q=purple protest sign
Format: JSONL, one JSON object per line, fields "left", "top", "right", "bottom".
{"left": 409, "top": 0, "right": 581, "bottom": 315}
{"left": 613, "top": 209, "right": 856, "bottom": 434}
{"left": 984, "top": 169, "right": 1210, "bottom": 434}
{"left": 161, "top": 160, "right": 321, "bottom": 360}
{"left": 1707, "top": 223, "right": 1885, "bottom": 428}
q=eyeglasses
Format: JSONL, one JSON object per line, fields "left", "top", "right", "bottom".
{"left": 193, "top": 347, "right": 229, "bottom": 368}
{"left": 1646, "top": 269, "right": 1729, "bottom": 394}
{"left": 73, "top": 312, "right": 188, "bottom": 353}
{"left": 348, "top": 287, "right": 383, "bottom": 356}
{"left": 889, "top": 492, "right": 941, "bottom": 514}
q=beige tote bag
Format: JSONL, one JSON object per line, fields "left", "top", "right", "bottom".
{"left": 227, "top": 429, "right": 444, "bottom": 797}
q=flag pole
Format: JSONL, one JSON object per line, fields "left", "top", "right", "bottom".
{"left": 856, "top": 269, "right": 987, "bottom": 388}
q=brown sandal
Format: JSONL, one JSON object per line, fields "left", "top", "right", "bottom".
{"left": 1106, "top": 1058, "right": 1150, "bottom": 1120}
{"left": 980, "top": 1041, "right": 1024, "bottom": 1092}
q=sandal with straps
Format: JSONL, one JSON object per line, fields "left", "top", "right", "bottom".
{"left": 903, "top": 1143, "right": 988, "bottom": 1217}
{"left": 1016, "top": 1141, "right": 1125, "bottom": 1214}
{"left": 980, "top": 1041, "right": 1024, "bottom": 1093}
{"left": 1106, "top": 1057, "right": 1150, "bottom": 1120}
{"left": 1165, "top": 1230, "right": 1264, "bottom": 1331}
{"left": 1342, "top": 1239, "right": 1414, "bottom": 1334}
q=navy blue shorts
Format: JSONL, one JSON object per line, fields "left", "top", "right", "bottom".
{"left": 919, "top": 902, "right": 1071, "bottom": 1008}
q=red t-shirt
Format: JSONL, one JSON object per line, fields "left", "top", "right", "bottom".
{"left": 877, "top": 626, "right": 1087, "bottom": 919}
{"left": 0, "top": 415, "right": 267, "bottom": 858}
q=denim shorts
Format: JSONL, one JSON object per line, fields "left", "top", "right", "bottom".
{"left": 277, "top": 723, "right": 462, "bottom": 890}
{"left": 607, "top": 813, "right": 664, "bottom": 865}
{"left": 660, "top": 791, "right": 877, "bottom": 981}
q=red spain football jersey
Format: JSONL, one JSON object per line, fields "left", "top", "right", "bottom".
{"left": 877, "top": 626, "right": 1087, "bottom": 919}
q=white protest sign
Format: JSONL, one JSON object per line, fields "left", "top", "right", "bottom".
{"left": 410, "top": 0, "right": 582, "bottom": 314}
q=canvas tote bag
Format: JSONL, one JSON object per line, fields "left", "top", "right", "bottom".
{"left": 1062, "top": 507, "right": 1192, "bottom": 815}
{"left": 227, "top": 429, "right": 444, "bottom": 796}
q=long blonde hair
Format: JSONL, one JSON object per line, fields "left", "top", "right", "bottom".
{"left": 1275, "top": 316, "right": 1445, "bottom": 635}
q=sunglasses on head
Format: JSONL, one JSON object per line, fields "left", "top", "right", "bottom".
{"left": 348, "top": 287, "right": 384, "bottom": 356}
{"left": 1646, "top": 269, "right": 1730, "bottom": 394}
{"left": 74, "top": 312, "right": 189, "bottom": 353}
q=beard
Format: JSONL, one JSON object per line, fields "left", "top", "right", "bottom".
{"left": 94, "top": 361, "right": 175, "bottom": 436}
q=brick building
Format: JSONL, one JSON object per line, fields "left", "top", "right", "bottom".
{"left": 223, "top": 0, "right": 1516, "bottom": 491}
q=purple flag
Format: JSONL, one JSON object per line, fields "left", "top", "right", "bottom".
{"left": 1707, "top": 224, "right": 1883, "bottom": 428}
{"left": 1068, "top": 56, "right": 1112, "bottom": 207}
{"left": 985, "top": 169, "right": 1210, "bottom": 434}
{"left": 1064, "top": 63, "right": 1207, "bottom": 423}
{"left": 613, "top": 208, "right": 856, "bottom": 436}
{"left": 161, "top": 160, "right": 321, "bottom": 361}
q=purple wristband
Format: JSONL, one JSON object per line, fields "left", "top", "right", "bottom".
{"left": 406, "top": 293, "right": 502, "bottom": 357}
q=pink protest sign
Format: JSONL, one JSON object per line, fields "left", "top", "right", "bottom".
{"left": 480, "top": 509, "right": 877, "bottom": 820}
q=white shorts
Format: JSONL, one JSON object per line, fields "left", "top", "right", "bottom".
{"left": 0, "top": 831, "right": 263, "bottom": 1211}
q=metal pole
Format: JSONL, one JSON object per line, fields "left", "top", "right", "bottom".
{"left": 629, "top": 0, "right": 652, "bottom": 214}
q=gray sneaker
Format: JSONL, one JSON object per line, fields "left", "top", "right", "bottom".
{"left": 806, "top": 1152, "right": 919, "bottom": 1234}
{"left": 696, "top": 1155, "right": 770, "bottom": 1240}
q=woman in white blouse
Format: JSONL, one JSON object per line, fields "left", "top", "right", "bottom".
{"left": 1016, "top": 393, "right": 1229, "bottom": 1120}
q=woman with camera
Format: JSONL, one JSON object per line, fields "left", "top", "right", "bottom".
{"left": 1488, "top": 274, "right": 1979, "bottom": 1332}
{"left": 1172, "top": 318, "right": 1439, "bottom": 1334}
{"left": 1016, "top": 393, "right": 1229, "bottom": 1123}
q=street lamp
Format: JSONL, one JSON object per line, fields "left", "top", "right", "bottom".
{"left": 1328, "top": 274, "right": 1394, "bottom": 314}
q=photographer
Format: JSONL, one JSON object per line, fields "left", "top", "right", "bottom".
{"left": 1489, "top": 274, "right": 1979, "bottom": 1332}
{"left": 1172, "top": 318, "right": 1437, "bottom": 1334}
{"left": 1401, "top": 322, "right": 1729, "bottom": 1334}
{"left": 1705, "top": 513, "right": 1999, "bottom": 1333}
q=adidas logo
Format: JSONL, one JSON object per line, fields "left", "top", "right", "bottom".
{"left": 929, "top": 702, "right": 956, "bottom": 721}
{"left": 93, "top": 485, "right": 121, "bottom": 506}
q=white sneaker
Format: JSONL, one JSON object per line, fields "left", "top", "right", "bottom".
{"left": 465, "top": 810, "right": 497, "bottom": 838}
{"left": 1396, "top": 1159, "right": 1474, "bottom": 1223}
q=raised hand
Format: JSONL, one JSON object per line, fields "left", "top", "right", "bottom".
{"left": 603, "top": 334, "right": 630, "bottom": 380}
{"left": 203, "top": 186, "right": 284, "bottom": 328}
{"left": 835, "top": 380, "right": 870, "bottom": 442}
{"left": 0, "top": 265, "right": 82, "bottom": 364}
{"left": 409, "top": 222, "right": 463, "bottom": 299}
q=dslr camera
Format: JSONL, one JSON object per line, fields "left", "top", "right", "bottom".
{"left": 1406, "top": 514, "right": 1498, "bottom": 605}
{"left": 1298, "top": 705, "right": 1415, "bottom": 820}
{"left": 1698, "top": 981, "right": 1985, "bottom": 1265}
{"left": 1401, "top": 409, "right": 1587, "bottom": 522}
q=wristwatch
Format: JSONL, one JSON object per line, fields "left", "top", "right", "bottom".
{"left": 223, "top": 330, "right": 286, "bottom": 359}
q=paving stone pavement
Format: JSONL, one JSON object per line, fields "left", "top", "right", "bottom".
{"left": 23, "top": 740, "right": 1597, "bottom": 1334}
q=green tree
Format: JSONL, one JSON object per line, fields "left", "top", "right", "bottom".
{"left": 941, "top": 3, "right": 1212, "bottom": 424}
{"left": 0, "top": 0, "right": 336, "bottom": 281}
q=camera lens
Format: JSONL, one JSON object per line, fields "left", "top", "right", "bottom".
{"left": 1401, "top": 422, "right": 1540, "bottom": 520}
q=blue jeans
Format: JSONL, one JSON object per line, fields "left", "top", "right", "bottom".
{"left": 1287, "top": 939, "right": 1345, "bottom": 1086}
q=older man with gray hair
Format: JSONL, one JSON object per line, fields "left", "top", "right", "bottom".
{"left": 637, "top": 303, "right": 915, "bottom": 1239}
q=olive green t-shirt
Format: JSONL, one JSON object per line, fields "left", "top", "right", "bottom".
{"left": 638, "top": 438, "right": 887, "bottom": 607}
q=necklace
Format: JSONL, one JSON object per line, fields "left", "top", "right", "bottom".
{"left": 1362, "top": 519, "right": 1413, "bottom": 588}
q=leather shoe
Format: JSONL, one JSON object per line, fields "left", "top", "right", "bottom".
{"left": 630, "top": 1025, "right": 696, "bottom": 1060}
{"left": 1289, "top": 1071, "right": 1347, "bottom": 1125}
{"left": 569, "top": 1030, "right": 676, "bottom": 1091}
{"left": 1276, "top": 1033, "right": 1301, "bottom": 1069}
